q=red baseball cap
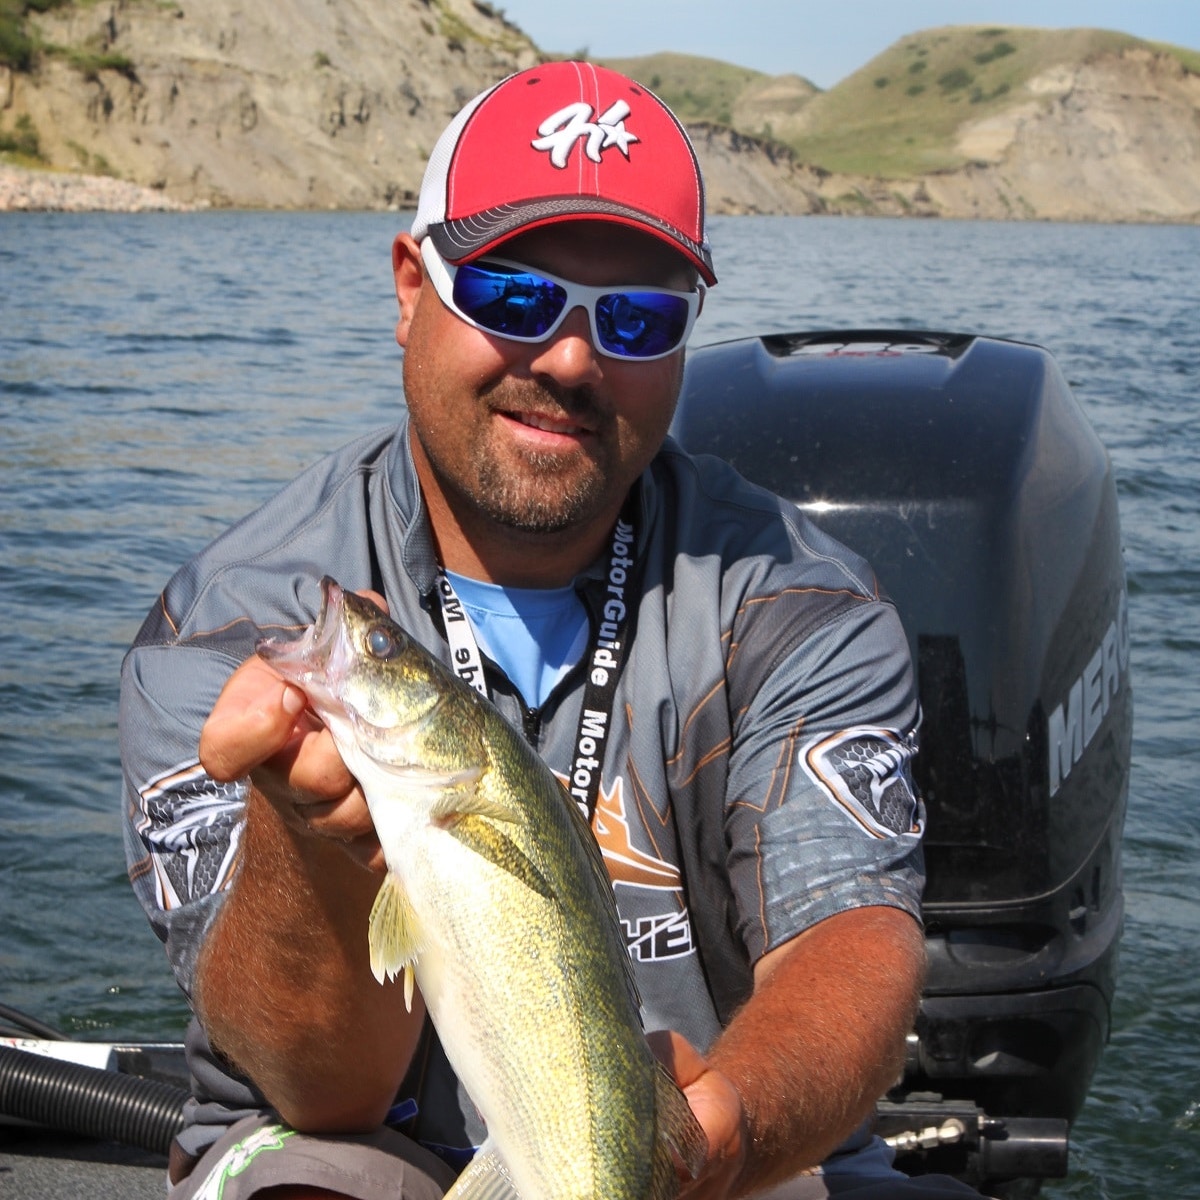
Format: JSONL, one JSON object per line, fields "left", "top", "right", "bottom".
{"left": 411, "top": 61, "right": 716, "bottom": 284}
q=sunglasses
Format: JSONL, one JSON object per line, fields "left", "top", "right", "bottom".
{"left": 420, "top": 239, "right": 702, "bottom": 362}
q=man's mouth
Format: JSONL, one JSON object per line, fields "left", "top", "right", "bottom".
{"left": 508, "top": 410, "right": 589, "bottom": 437}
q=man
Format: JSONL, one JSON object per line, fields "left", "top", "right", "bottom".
{"left": 121, "top": 61, "right": 979, "bottom": 1199}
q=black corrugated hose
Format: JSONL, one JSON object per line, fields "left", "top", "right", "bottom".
{"left": 0, "top": 1045, "right": 188, "bottom": 1156}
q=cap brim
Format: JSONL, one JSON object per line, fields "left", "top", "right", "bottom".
{"left": 428, "top": 197, "right": 717, "bottom": 286}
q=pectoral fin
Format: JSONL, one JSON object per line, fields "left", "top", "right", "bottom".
{"left": 449, "top": 816, "right": 554, "bottom": 900}
{"left": 444, "top": 1141, "right": 518, "bottom": 1200}
{"left": 367, "top": 872, "right": 422, "bottom": 1008}
{"left": 429, "top": 781, "right": 518, "bottom": 826}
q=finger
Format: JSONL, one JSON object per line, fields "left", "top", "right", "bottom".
{"left": 296, "top": 810, "right": 385, "bottom": 873}
{"left": 272, "top": 765, "right": 368, "bottom": 836}
{"left": 253, "top": 720, "right": 356, "bottom": 803}
{"left": 647, "top": 1031, "right": 747, "bottom": 1195}
{"left": 285, "top": 791, "right": 377, "bottom": 847}
{"left": 681, "top": 1069, "right": 744, "bottom": 1161}
{"left": 647, "top": 1032, "right": 712, "bottom": 1182}
{"left": 356, "top": 587, "right": 388, "bottom": 611}
{"left": 263, "top": 764, "right": 386, "bottom": 874}
{"left": 200, "top": 656, "right": 311, "bottom": 782}
{"left": 647, "top": 1029, "right": 708, "bottom": 1088}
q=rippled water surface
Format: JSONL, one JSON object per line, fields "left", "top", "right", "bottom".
{"left": 1, "top": 212, "right": 1196, "bottom": 1197}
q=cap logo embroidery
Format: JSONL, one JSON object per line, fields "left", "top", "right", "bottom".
{"left": 531, "top": 100, "right": 639, "bottom": 168}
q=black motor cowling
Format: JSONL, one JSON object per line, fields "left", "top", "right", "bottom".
{"left": 673, "top": 331, "right": 1131, "bottom": 1191}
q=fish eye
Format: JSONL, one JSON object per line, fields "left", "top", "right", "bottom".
{"left": 366, "top": 625, "right": 399, "bottom": 660}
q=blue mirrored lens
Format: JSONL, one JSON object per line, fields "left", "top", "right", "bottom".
{"left": 450, "top": 261, "right": 692, "bottom": 358}
{"left": 453, "top": 264, "right": 566, "bottom": 338}
{"left": 595, "top": 292, "right": 690, "bottom": 358}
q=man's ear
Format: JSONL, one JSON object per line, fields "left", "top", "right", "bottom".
{"left": 392, "top": 233, "right": 424, "bottom": 346}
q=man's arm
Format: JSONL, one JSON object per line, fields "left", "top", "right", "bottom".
{"left": 194, "top": 655, "right": 425, "bottom": 1132}
{"left": 660, "top": 904, "right": 925, "bottom": 1199}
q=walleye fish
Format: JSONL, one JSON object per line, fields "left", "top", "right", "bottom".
{"left": 258, "top": 577, "right": 706, "bottom": 1200}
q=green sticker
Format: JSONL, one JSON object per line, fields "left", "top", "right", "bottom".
{"left": 193, "top": 1123, "right": 297, "bottom": 1199}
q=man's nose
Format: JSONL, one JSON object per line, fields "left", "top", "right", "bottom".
{"left": 527, "top": 305, "right": 604, "bottom": 387}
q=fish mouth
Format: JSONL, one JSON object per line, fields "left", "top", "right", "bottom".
{"left": 256, "top": 576, "right": 350, "bottom": 697}
{"left": 257, "top": 579, "right": 451, "bottom": 765}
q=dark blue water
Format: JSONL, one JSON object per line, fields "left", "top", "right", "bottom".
{"left": 1, "top": 212, "right": 1197, "bottom": 1196}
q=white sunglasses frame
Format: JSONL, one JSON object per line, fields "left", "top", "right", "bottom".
{"left": 419, "top": 238, "right": 702, "bottom": 362}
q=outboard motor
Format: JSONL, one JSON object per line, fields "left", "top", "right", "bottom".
{"left": 672, "top": 331, "right": 1131, "bottom": 1195}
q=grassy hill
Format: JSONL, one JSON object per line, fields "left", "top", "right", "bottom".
{"left": 599, "top": 50, "right": 819, "bottom": 145}
{"left": 787, "top": 25, "right": 1156, "bottom": 176}
{"left": 601, "top": 26, "right": 1199, "bottom": 179}
{"left": 598, "top": 51, "right": 770, "bottom": 126}
{"left": 1151, "top": 39, "right": 1200, "bottom": 75}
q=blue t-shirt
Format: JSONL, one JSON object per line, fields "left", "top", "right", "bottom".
{"left": 442, "top": 570, "right": 589, "bottom": 709}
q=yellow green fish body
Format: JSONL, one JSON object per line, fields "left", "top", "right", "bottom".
{"left": 258, "top": 578, "right": 704, "bottom": 1200}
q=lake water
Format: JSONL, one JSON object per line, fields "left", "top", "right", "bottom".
{"left": 1, "top": 211, "right": 1197, "bottom": 1197}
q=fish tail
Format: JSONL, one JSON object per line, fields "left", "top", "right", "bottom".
{"left": 443, "top": 1142, "right": 517, "bottom": 1200}
{"left": 367, "top": 871, "right": 421, "bottom": 1004}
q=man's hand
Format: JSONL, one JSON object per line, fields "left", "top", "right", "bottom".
{"left": 199, "top": 652, "right": 320, "bottom": 784}
{"left": 192, "top": 595, "right": 421, "bottom": 1131}
{"left": 649, "top": 1030, "right": 748, "bottom": 1199}
{"left": 649, "top": 909, "right": 925, "bottom": 1198}
{"left": 198, "top": 600, "right": 387, "bottom": 871}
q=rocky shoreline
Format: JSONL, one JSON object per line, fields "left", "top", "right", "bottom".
{"left": 0, "top": 163, "right": 194, "bottom": 212}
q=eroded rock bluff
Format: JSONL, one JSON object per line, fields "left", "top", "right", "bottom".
{"left": 2, "top": 3, "right": 1198, "bottom": 221}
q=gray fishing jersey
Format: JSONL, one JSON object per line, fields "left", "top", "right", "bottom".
{"left": 120, "top": 416, "right": 924, "bottom": 1165}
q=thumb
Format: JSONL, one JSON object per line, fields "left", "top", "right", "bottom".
{"left": 648, "top": 1030, "right": 747, "bottom": 1191}
{"left": 199, "top": 655, "right": 311, "bottom": 781}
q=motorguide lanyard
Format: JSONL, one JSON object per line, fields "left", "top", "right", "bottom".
{"left": 433, "top": 502, "right": 639, "bottom": 821}
{"left": 435, "top": 571, "right": 490, "bottom": 699}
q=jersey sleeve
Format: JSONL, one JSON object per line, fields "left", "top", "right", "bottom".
{"left": 116, "top": 427, "right": 405, "bottom": 999}
{"left": 119, "top": 627, "right": 251, "bottom": 998}
{"left": 722, "top": 591, "right": 925, "bottom": 964}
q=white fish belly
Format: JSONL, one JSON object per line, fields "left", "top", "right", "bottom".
{"left": 404, "top": 831, "right": 633, "bottom": 1199}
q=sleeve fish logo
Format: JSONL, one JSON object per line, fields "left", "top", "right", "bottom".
{"left": 257, "top": 577, "right": 707, "bottom": 1200}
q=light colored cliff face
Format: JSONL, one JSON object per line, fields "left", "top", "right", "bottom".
{"left": 695, "top": 47, "right": 1200, "bottom": 223}
{"left": 8, "top": 0, "right": 539, "bottom": 208}
{"left": 689, "top": 122, "right": 940, "bottom": 219}
{"left": 2, "top": 9, "right": 1198, "bottom": 223}
{"left": 931, "top": 48, "right": 1200, "bottom": 221}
